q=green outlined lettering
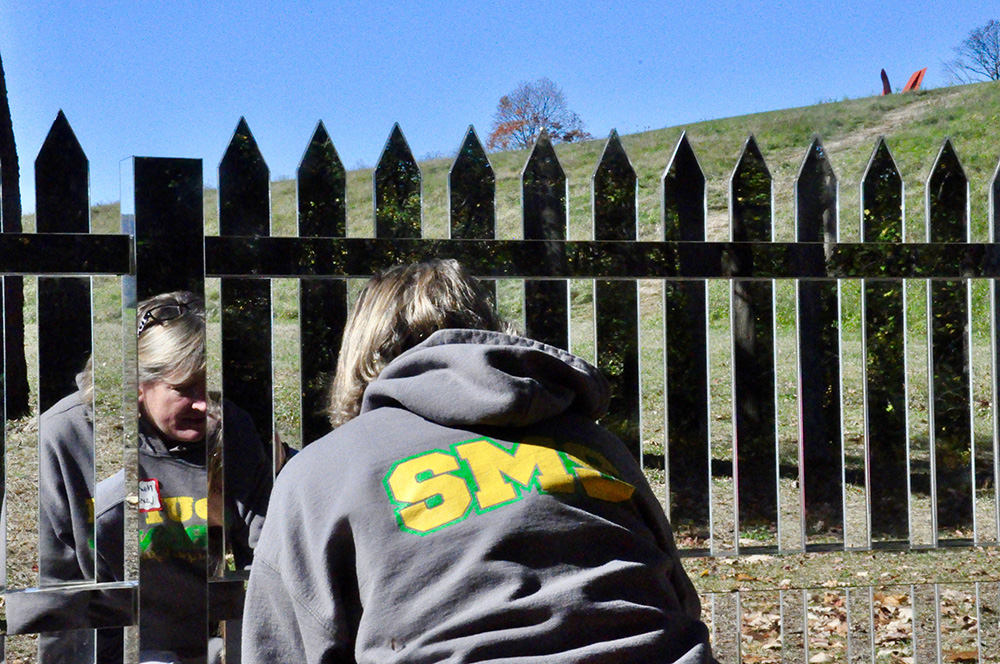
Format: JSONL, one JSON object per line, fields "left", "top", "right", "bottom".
{"left": 384, "top": 451, "right": 473, "bottom": 535}
{"left": 383, "top": 436, "right": 636, "bottom": 535}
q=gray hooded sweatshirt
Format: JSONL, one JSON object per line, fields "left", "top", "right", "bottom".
{"left": 243, "top": 329, "right": 712, "bottom": 663}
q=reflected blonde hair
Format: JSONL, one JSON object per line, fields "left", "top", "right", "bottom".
{"left": 328, "top": 259, "right": 511, "bottom": 427}
{"left": 77, "top": 356, "right": 95, "bottom": 408}
{"left": 75, "top": 292, "right": 205, "bottom": 406}
{"left": 137, "top": 291, "right": 206, "bottom": 386}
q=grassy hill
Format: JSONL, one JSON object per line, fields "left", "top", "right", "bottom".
{"left": 16, "top": 79, "right": 1000, "bottom": 456}
{"left": 6, "top": 82, "right": 1000, "bottom": 662}
{"left": 20, "top": 80, "right": 1000, "bottom": 430}
{"left": 46, "top": 79, "right": 1000, "bottom": 244}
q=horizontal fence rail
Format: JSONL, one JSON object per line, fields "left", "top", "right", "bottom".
{"left": 8, "top": 235, "right": 1000, "bottom": 280}
{"left": 199, "top": 236, "right": 1000, "bottom": 279}
{"left": 2, "top": 112, "right": 1000, "bottom": 663}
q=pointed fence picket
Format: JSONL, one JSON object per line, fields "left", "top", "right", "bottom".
{"left": 593, "top": 130, "right": 641, "bottom": 458}
{"left": 926, "top": 140, "right": 974, "bottom": 541}
{"left": 4, "top": 111, "right": 1000, "bottom": 663}
{"left": 795, "top": 138, "right": 844, "bottom": 546}
{"left": 219, "top": 118, "right": 274, "bottom": 449}
{"left": 35, "top": 110, "right": 93, "bottom": 414}
{"left": 375, "top": 123, "right": 422, "bottom": 238}
{"left": 449, "top": 126, "right": 496, "bottom": 241}
{"left": 449, "top": 125, "right": 497, "bottom": 307}
{"left": 522, "top": 130, "right": 569, "bottom": 351}
{"left": 662, "top": 133, "right": 712, "bottom": 540}
{"left": 297, "top": 121, "right": 348, "bottom": 446}
{"left": 862, "top": 138, "right": 910, "bottom": 543}
{"left": 730, "top": 135, "right": 779, "bottom": 545}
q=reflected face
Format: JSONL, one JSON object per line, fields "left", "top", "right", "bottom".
{"left": 139, "top": 373, "right": 207, "bottom": 443}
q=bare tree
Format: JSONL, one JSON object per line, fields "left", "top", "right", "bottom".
{"left": 944, "top": 19, "right": 1000, "bottom": 83}
{"left": 486, "top": 78, "right": 593, "bottom": 151}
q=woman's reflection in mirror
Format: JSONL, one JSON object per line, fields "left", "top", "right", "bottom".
{"left": 30, "top": 291, "right": 274, "bottom": 664}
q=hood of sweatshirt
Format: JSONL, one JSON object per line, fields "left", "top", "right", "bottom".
{"left": 360, "top": 329, "right": 611, "bottom": 428}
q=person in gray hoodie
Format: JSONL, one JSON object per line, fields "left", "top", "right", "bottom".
{"left": 10, "top": 291, "right": 272, "bottom": 664}
{"left": 243, "top": 259, "right": 713, "bottom": 663}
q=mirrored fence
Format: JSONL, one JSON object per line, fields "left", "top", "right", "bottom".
{"left": 2, "top": 117, "right": 1000, "bottom": 662}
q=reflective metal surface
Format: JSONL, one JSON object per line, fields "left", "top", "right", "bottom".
{"left": 5, "top": 118, "right": 1000, "bottom": 664}
{"left": 662, "top": 133, "right": 710, "bottom": 532}
{"left": 730, "top": 136, "right": 778, "bottom": 543}
{"left": 861, "top": 138, "right": 909, "bottom": 541}
{"left": 926, "top": 139, "right": 973, "bottom": 537}
{"left": 0, "top": 235, "right": 130, "bottom": 274}
{"left": 35, "top": 111, "right": 93, "bottom": 413}
{"left": 297, "top": 122, "right": 346, "bottom": 445}
{"left": 522, "top": 130, "right": 568, "bottom": 349}
{"left": 449, "top": 126, "right": 498, "bottom": 307}
{"left": 795, "top": 138, "right": 844, "bottom": 545}
{"left": 220, "top": 120, "right": 273, "bottom": 446}
{"left": 593, "top": 131, "right": 640, "bottom": 457}
{"left": 132, "top": 157, "right": 211, "bottom": 662}
{"left": 33, "top": 111, "right": 101, "bottom": 661}
{"left": 374, "top": 124, "right": 421, "bottom": 238}
{"left": 449, "top": 126, "right": 495, "bottom": 240}
{"left": 200, "top": 237, "right": 1000, "bottom": 281}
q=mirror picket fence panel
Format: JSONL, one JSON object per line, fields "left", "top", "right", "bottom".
{"left": 2, "top": 112, "right": 1000, "bottom": 663}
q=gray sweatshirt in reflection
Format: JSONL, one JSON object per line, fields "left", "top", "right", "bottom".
{"left": 8, "top": 389, "right": 271, "bottom": 660}
{"left": 34, "top": 389, "right": 270, "bottom": 586}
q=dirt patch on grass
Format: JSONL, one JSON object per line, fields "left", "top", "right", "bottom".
{"left": 824, "top": 90, "right": 968, "bottom": 154}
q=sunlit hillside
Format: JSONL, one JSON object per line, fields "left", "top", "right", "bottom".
{"left": 28, "top": 80, "right": 1000, "bottom": 246}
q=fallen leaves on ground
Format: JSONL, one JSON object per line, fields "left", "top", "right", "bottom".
{"left": 704, "top": 585, "right": 990, "bottom": 663}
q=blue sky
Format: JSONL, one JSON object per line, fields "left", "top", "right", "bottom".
{"left": 2, "top": 0, "right": 997, "bottom": 213}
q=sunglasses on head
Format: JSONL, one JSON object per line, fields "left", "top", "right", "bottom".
{"left": 137, "top": 302, "right": 193, "bottom": 337}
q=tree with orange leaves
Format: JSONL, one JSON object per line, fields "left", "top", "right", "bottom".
{"left": 486, "top": 78, "right": 593, "bottom": 151}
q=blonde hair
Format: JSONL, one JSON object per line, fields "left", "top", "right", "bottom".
{"left": 76, "top": 356, "right": 95, "bottom": 408}
{"left": 73, "top": 292, "right": 205, "bottom": 408}
{"left": 328, "top": 259, "right": 510, "bottom": 427}
{"left": 137, "top": 291, "right": 206, "bottom": 386}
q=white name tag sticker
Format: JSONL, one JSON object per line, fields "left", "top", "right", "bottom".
{"left": 138, "top": 479, "right": 162, "bottom": 512}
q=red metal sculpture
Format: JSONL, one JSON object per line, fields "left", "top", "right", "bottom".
{"left": 902, "top": 68, "right": 927, "bottom": 92}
